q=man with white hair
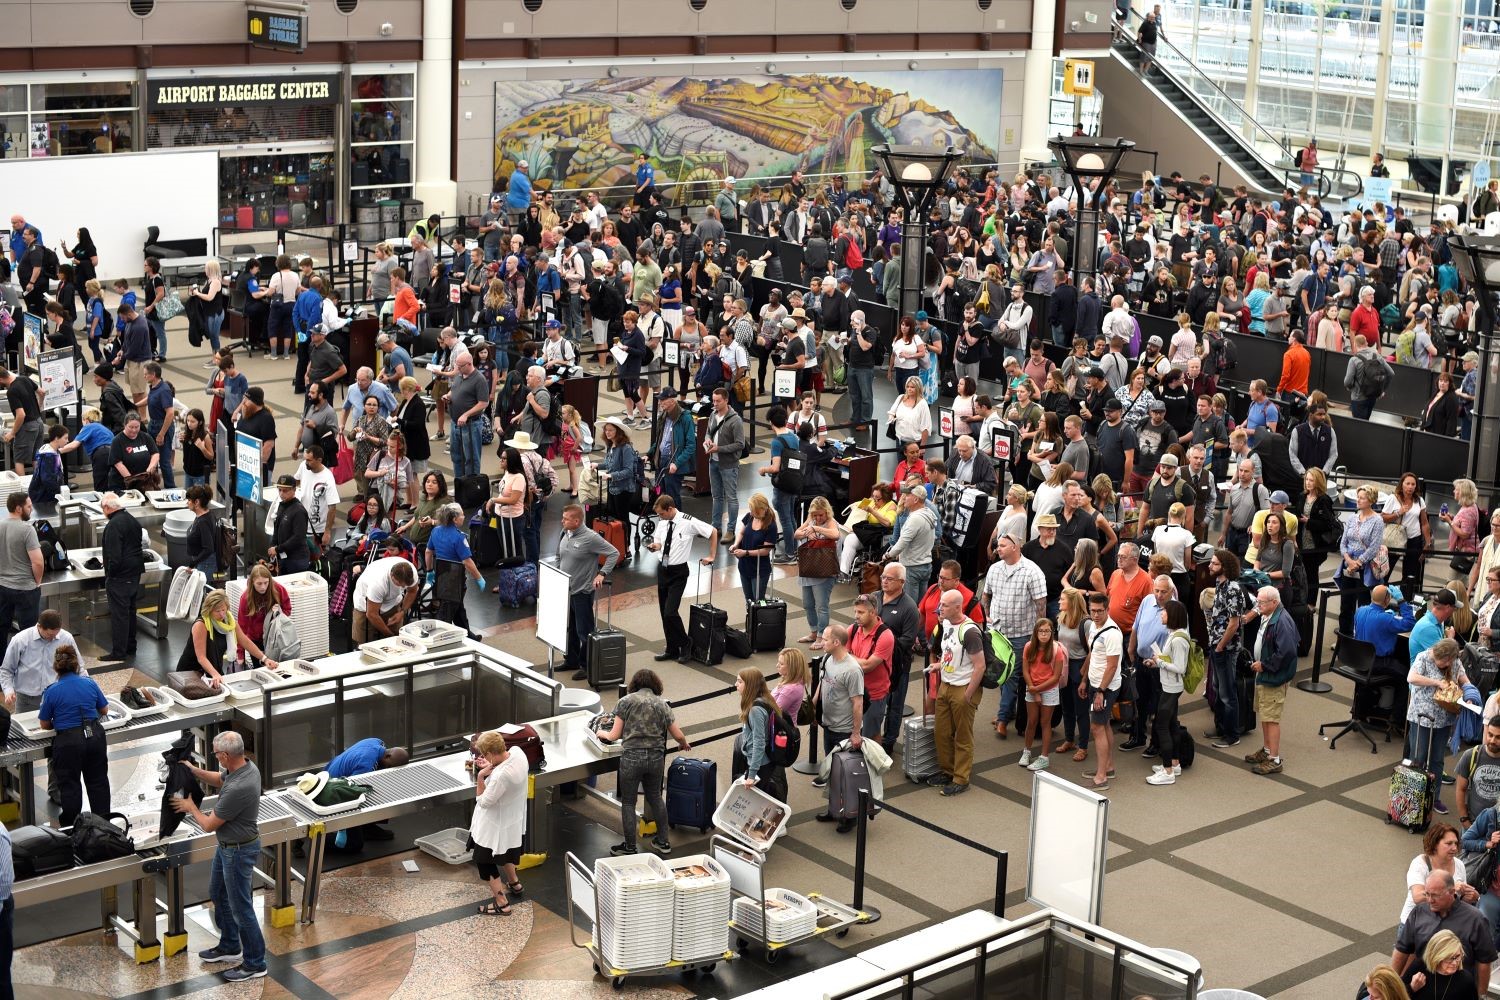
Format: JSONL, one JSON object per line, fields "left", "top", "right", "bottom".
{"left": 339, "top": 366, "right": 397, "bottom": 433}
{"left": 100, "top": 491, "right": 145, "bottom": 664}
{"left": 948, "top": 435, "right": 998, "bottom": 496}
{"left": 844, "top": 309, "right": 879, "bottom": 432}
{"left": 518, "top": 364, "right": 554, "bottom": 454}
{"left": 1242, "top": 585, "right": 1300, "bottom": 775}
{"left": 172, "top": 730, "right": 267, "bottom": 981}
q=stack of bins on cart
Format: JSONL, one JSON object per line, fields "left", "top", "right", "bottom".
{"left": 665, "top": 855, "right": 733, "bottom": 962}
{"left": 732, "top": 889, "right": 818, "bottom": 944}
{"left": 226, "top": 570, "right": 330, "bottom": 658}
{"left": 595, "top": 855, "right": 675, "bottom": 971}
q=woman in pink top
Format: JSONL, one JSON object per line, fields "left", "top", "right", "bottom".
{"left": 1168, "top": 313, "right": 1198, "bottom": 367}
{"left": 772, "top": 648, "right": 810, "bottom": 722}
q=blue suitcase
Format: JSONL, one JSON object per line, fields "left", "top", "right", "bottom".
{"left": 666, "top": 757, "right": 716, "bottom": 834}
{"left": 494, "top": 563, "right": 538, "bottom": 608}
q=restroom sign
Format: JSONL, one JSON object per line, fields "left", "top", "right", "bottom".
{"left": 1063, "top": 60, "right": 1096, "bottom": 97}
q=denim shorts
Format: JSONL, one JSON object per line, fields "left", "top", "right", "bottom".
{"left": 1087, "top": 687, "right": 1118, "bottom": 726}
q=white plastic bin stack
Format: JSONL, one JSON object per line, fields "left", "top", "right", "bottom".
{"left": 594, "top": 855, "right": 674, "bottom": 970}
{"left": 666, "top": 855, "right": 731, "bottom": 962}
{"left": 227, "top": 571, "right": 329, "bottom": 658}
{"left": 732, "top": 888, "right": 817, "bottom": 944}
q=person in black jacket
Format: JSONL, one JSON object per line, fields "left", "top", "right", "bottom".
{"left": 1048, "top": 270, "right": 1078, "bottom": 348}
{"left": 184, "top": 484, "right": 218, "bottom": 576}
{"left": 93, "top": 363, "right": 131, "bottom": 434}
{"left": 1422, "top": 371, "right": 1463, "bottom": 438}
{"left": 1252, "top": 430, "right": 1303, "bottom": 513}
{"left": 100, "top": 492, "right": 145, "bottom": 662}
{"left": 267, "top": 475, "right": 311, "bottom": 574}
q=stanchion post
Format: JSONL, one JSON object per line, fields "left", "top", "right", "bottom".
{"left": 852, "top": 788, "right": 881, "bottom": 924}
{"left": 745, "top": 379, "right": 766, "bottom": 456}
{"left": 792, "top": 654, "right": 823, "bottom": 775}
{"left": 1300, "top": 586, "right": 1333, "bottom": 694}
{"left": 993, "top": 850, "right": 1008, "bottom": 918}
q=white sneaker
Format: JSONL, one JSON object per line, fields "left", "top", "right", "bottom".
{"left": 1027, "top": 755, "right": 1050, "bottom": 772}
{"left": 1150, "top": 764, "right": 1168, "bottom": 775}
{"left": 1172, "top": 765, "right": 1182, "bottom": 776}
{"left": 1146, "top": 769, "right": 1177, "bottom": 785}
{"left": 1017, "top": 749, "right": 1032, "bottom": 767}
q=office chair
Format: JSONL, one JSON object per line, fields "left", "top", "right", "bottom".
{"left": 1319, "top": 632, "right": 1400, "bottom": 753}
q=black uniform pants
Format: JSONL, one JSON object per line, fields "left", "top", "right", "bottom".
{"left": 52, "top": 721, "right": 110, "bottom": 827}
{"left": 657, "top": 563, "right": 689, "bottom": 656}
{"left": 105, "top": 575, "right": 140, "bottom": 658}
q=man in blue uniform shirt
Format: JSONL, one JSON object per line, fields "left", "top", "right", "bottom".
{"left": 1354, "top": 584, "right": 1418, "bottom": 678}
{"left": 324, "top": 738, "right": 409, "bottom": 850}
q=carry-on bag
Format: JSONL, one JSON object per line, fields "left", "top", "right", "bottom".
{"left": 689, "top": 565, "right": 727, "bottom": 666}
{"left": 494, "top": 562, "right": 538, "bottom": 608}
{"left": 12, "top": 824, "right": 74, "bottom": 879}
{"left": 1388, "top": 718, "right": 1437, "bottom": 833}
{"left": 666, "top": 756, "right": 716, "bottom": 833}
{"left": 827, "top": 746, "right": 877, "bottom": 821}
{"left": 746, "top": 571, "right": 787, "bottom": 652}
{"left": 586, "top": 582, "right": 627, "bottom": 689}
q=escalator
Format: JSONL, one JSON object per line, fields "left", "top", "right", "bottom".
{"left": 1107, "top": 12, "right": 1297, "bottom": 198}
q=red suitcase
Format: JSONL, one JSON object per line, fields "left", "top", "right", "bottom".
{"left": 594, "top": 515, "right": 626, "bottom": 565}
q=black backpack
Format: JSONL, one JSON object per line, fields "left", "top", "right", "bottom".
{"left": 71, "top": 812, "right": 135, "bottom": 863}
{"left": 28, "top": 450, "right": 64, "bottom": 504}
{"left": 33, "top": 518, "right": 68, "bottom": 571}
{"left": 1352, "top": 354, "right": 1389, "bottom": 400}
{"left": 541, "top": 389, "right": 562, "bottom": 439}
{"left": 41, "top": 246, "right": 59, "bottom": 280}
{"left": 765, "top": 705, "right": 801, "bottom": 767}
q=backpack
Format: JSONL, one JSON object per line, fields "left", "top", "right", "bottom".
{"left": 771, "top": 436, "right": 805, "bottom": 494}
{"left": 263, "top": 604, "right": 303, "bottom": 660}
{"left": 540, "top": 390, "right": 562, "bottom": 438}
{"left": 27, "top": 450, "right": 64, "bottom": 504}
{"left": 1174, "top": 628, "right": 1207, "bottom": 695}
{"left": 1293, "top": 148, "right": 1304, "bottom": 168}
{"left": 1352, "top": 353, "right": 1390, "bottom": 399}
{"left": 214, "top": 517, "right": 238, "bottom": 577}
{"left": 41, "top": 246, "right": 59, "bottom": 281}
{"left": 932, "top": 621, "right": 1016, "bottom": 690}
{"left": 805, "top": 238, "right": 830, "bottom": 271}
{"left": 842, "top": 235, "right": 864, "bottom": 270}
{"left": 32, "top": 519, "right": 68, "bottom": 571}
{"left": 765, "top": 706, "right": 801, "bottom": 767}
{"left": 1395, "top": 329, "right": 1418, "bottom": 366}
{"left": 70, "top": 812, "right": 135, "bottom": 863}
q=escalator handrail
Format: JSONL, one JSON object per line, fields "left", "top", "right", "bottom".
{"left": 1117, "top": 10, "right": 1294, "bottom": 184}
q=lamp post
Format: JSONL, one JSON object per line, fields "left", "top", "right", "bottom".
{"left": 871, "top": 144, "right": 966, "bottom": 322}
{"left": 1046, "top": 136, "right": 1136, "bottom": 294}
{"left": 1448, "top": 233, "right": 1500, "bottom": 494}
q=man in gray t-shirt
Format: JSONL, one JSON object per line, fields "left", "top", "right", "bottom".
{"left": 815, "top": 626, "right": 866, "bottom": 745}
{"left": 171, "top": 732, "right": 267, "bottom": 979}
{"left": 0, "top": 494, "right": 42, "bottom": 647}
{"left": 445, "top": 352, "right": 492, "bottom": 480}
{"left": 517, "top": 365, "right": 553, "bottom": 450}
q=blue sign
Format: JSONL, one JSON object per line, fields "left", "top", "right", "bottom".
{"left": 1474, "top": 161, "right": 1492, "bottom": 192}
{"left": 235, "top": 431, "right": 263, "bottom": 505}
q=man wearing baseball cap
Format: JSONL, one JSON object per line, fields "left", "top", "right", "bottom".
{"left": 1079, "top": 366, "right": 1112, "bottom": 437}
{"left": 1095, "top": 396, "right": 1137, "bottom": 491}
{"left": 540, "top": 318, "right": 576, "bottom": 375}
{"left": 267, "top": 475, "right": 311, "bottom": 574}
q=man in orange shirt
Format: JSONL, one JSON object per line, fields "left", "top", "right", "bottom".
{"left": 917, "top": 559, "right": 986, "bottom": 640}
{"left": 390, "top": 266, "right": 423, "bottom": 337}
{"left": 1106, "top": 542, "right": 1153, "bottom": 638}
{"left": 1276, "top": 330, "right": 1310, "bottom": 397}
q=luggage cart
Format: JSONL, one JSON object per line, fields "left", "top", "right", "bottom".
{"left": 564, "top": 851, "right": 733, "bottom": 991}
{"left": 711, "top": 834, "right": 863, "bottom": 964}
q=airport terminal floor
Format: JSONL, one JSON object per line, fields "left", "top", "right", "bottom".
{"left": 9, "top": 323, "right": 1450, "bottom": 1000}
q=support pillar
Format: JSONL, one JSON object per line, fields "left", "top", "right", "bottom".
{"left": 1369, "top": 0, "right": 1397, "bottom": 159}
{"left": 414, "top": 0, "right": 457, "bottom": 216}
{"left": 1243, "top": 0, "right": 1265, "bottom": 122}
{"left": 1416, "top": 0, "right": 1459, "bottom": 159}
{"left": 1019, "top": 0, "right": 1057, "bottom": 162}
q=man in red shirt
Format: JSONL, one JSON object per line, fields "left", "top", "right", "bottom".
{"left": 1276, "top": 330, "right": 1310, "bottom": 397}
{"left": 1349, "top": 284, "right": 1381, "bottom": 346}
{"left": 917, "top": 559, "right": 986, "bottom": 639}
{"left": 849, "top": 595, "right": 897, "bottom": 745}
{"left": 391, "top": 266, "right": 423, "bottom": 336}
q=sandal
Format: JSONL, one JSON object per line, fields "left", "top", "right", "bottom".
{"left": 507, "top": 881, "right": 524, "bottom": 898}
{"left": 1054, "top": 741, "right": 1074, "bottom": 754}
{"left": 1071, "top": 747, "right": 1088, "bottom": 762}
{"left": 478, "top": 900, "right": 513, "bottom": 916}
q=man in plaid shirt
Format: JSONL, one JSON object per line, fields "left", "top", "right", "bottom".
{"left": 981, "top": 534, "right": 1047, "bottom": 739}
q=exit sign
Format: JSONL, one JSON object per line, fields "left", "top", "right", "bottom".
{"left": 247, "top": 9, "right": 307, "bottom": 53}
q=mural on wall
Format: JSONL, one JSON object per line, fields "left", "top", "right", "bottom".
{"left": 492, "top": 70, "right": 1001, "bottom": 197}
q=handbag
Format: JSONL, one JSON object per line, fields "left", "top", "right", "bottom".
{"left": 1451, "top": 552, "right": 1477, "bottom": 576}
{"left": 797, "top": 539, "right": 839, "bottom": 579}
{"left": 1435, "top": 679, "right": 1464, "bottom": 715}
{"left": 156, "top": 287, "right": 185, "bottom": 322}
{"left": 166, "top": 670, "right": 218, "bottom": 701}
{"left": 884, "top": 417, "right": 897, "bottom": 442}
{"left": 332, "top": 440, "right": 356, "bottom": 486}
{"left": 1383, "top": 519, "right": 1408, "bottom": 552}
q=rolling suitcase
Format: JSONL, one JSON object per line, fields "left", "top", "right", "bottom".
{"left": 1236, "top": 646, "right": 1257, "bottom": 735}
{"left": 586, "top": 583, "right": 627, "bottom": 689}
{"left": 455, "top": 474, "right": 491, "bottom": 510}
{"left": 666, "top": 756, "right": 716, "bottom": 833}
{"left": 1388, "top": 720, "right": 1437, "bottom": 833}
{"left": 827, "top": 746, "right": 876, "bottom": 821}
{"left": 12, "top": 824, "right": 74, "bottom": 880}
{"left": 595, "top": 515, "right": 627, "bottom": 565}
{"left": 494, "top": 562, "right": 538, "bottom": 608}
{"left": 747, "top": 573, "right": 787, "bottom": 652}
{"left": 902, "top": 707, "right": 939, "bottom": 783}
{"left": 689, "top": 566, "right": 727, "bottom": 666}
{"left": 468, "top": 511, "right": 502, "bottom": 568}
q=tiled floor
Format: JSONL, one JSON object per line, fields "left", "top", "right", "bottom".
{"left": 18, "top": 322, "right": 1439, "bottom": 998}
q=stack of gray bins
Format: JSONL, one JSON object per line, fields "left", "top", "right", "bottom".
{"left": 902, "top": 714, "right": 938, "bottom": 782}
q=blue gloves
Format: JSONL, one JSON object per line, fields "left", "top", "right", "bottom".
{"left": 425, "top": 571, "right": 436, "bottom": 588}
{"left": 474, "top": 576, "right": 486, "bottom": 592}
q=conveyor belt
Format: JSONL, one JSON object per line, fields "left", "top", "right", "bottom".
{"left": 278, "top": 762, "right": 469, "bottom": 824}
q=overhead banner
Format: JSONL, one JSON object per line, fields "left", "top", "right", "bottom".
{"left": 37, "top": 349, "right": 77, "bottom": 410}
{"left": 148, "top": 74, "right": 340, "bottom": 111}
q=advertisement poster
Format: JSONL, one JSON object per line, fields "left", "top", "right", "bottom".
{"left": 235, "top": 431, "right": 263, "bottom": 504}
{"left": 37, "top": 349, "right": 77, "bottom": 410}
{"left": 21, "top": 313, "right": 42, "bottom": 370}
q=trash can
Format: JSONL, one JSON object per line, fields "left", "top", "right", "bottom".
{"left": 163, "top": 509, "right": 195, "bottom": 569}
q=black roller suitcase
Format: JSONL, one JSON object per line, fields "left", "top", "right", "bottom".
{"left": 666, "top": 756, "right": 717, "bottom": 833}
{"left": 747, "top": 573, "right": 787, "bottom": 652}
{"left": 587, "top": 582, "right": 627, "bottom": 689}
{"left": 689, "top": 566, "right": 726, "bottom": 667}
{"left": 12, "top": 824, "right": 74, "bottom": 880}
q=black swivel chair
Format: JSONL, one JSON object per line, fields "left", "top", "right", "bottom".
{"left": 1319, "top": 633, "right": 1400, "bottom": 752}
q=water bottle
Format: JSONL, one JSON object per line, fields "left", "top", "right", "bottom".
{"left": 1441, "top": 503, "right": 1450, "bottom": 517}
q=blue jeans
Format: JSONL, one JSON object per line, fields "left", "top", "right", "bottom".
{"left": 1002, "top": 345, "right": 1025, "bottom": 368}
{"left": 773, "top": 490, "right": 798, "bottom": 558}
{"left": 1224, "top": 525, "right": 1250, "bottom": 560}
{"left": 148, "top": 316, "right": 166, "bottom": 360}
{"left": 1350, "top": 397, "right": 1376, "bottom": 420}
{"left": 658, "top": 471, "right": 684, "bottom": 511}
{"left": 450, "top": 419, "right": 482, "bottom": 479}
{"left": 564, "top": 294, "right": 585, "bottom": 342}
{"left": 802, "top": 577, "right": 834, "bottom": 631}
{"left": 1406, "top": 722, "right": 1452, "bottom": 806}
{"left": 0, "top": 584, "right": 40, "bottom": 649}
{"left": 901, "top": 562, "right": 931, "bottom": 608}
{"left": 202, "top": 311, "right": 223, "bottom": 353}
{"left": 185, "top": 473, "right": 209, "bottom": 488}
{"left": 848, "top": 366, "right": 875, "bottom": 427}
{"left": 881, "top": 652, "right": 913, "bottom": 748}
{"left": 862, "top": 695, "right": 889, "bottom": 739}
{"left": 209, "top": 839, "right": 266, "bottom": 972}
{"left": 150, "top": 423, "right": 177, "bottom": 489}
{"left": 709, "top": 461, "right": 739, "bottom": 536}
{"left": 1051, "top": 322, "right": 1068, "bottom": 347}
{"left": 1209, "top": 646, "right": 1240, "bottom": 738}
{"left": 195, "top": 554, "right": 219, "bottom": 576}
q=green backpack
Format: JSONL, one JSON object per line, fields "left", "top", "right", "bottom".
{"left": 1394, "top": 329, "right": 1417, "bottom": 366}
{"left": 1172, "top": 628, "right": 1207, "bottom": 695}
{"left": 932, "top": 620, "right": 1016, "bottom": 690}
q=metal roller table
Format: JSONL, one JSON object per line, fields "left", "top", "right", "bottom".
{"left": 1, "top": 700, "right": 232, "bottom": 826}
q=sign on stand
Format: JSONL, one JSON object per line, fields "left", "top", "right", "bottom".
{"left": 235, "top": 432, "right": 263, "bottom": 504}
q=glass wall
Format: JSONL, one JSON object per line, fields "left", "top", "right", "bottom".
{"left": 0, "top": 79, "right": 137, "bottom": 158}
{"left": 1154, "top": 0, "right": 1500, "bottom": 164}
{"left": 350, "top": 71, "right": 416, "bottom": 209}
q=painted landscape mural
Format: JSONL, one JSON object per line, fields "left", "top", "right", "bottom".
{"left": 493, "top": 70, "right": 1002, "bottom": 195}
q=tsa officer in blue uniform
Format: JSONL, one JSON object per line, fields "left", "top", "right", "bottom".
{"left": 38, "top": 644, "right": 111, "bottom": 827}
